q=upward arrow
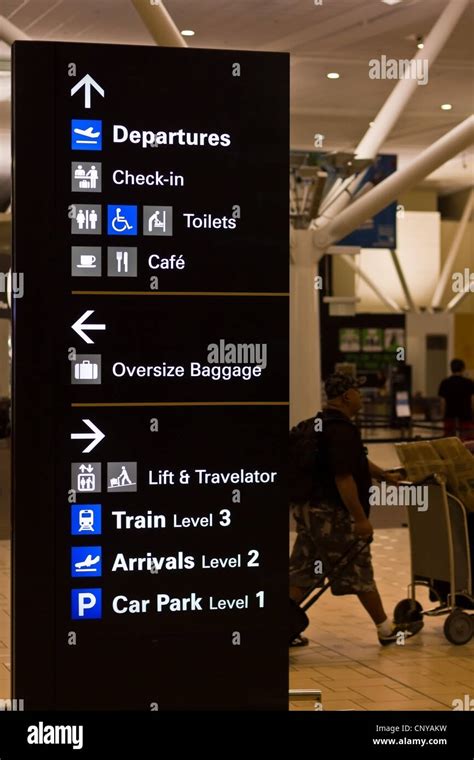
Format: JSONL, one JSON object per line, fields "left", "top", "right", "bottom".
{"left": 70, "top": 74, "right": 105, "bottom": 109}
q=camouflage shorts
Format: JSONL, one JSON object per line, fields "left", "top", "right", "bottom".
{"left": 289, "top": 502, "right": 375, "bottom": 596}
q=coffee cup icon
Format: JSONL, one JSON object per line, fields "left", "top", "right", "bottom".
{"left": 79, "top": 254, "right": 97, "bottom": 268}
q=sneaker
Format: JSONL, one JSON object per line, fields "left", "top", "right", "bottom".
{"left": 378, "top": 620, "right": 424, "bottom": 646}
{"left": 290, "top": 634, "right": 309, "bottom": 647}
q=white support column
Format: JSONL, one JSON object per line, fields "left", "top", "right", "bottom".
{"left": 290, "top": 230, "right": 321, "bottom": 425}
{"left": 431, "top": 188, "right": 473, "bottom": 309}
{"left": 131, "top": 0, "right": 187, "bottom": 47}
{"left": 293, "top": 0, "right": 469, "bottom": 425}
{"left": 0, "top": 16, "right": 30, "bottom": 44}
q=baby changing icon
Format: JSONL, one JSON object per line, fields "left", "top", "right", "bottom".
{"left": 144, "top": 206, "right": 173, "bottom": 236}
{"left": 107, "top": 462, "right": 137, "bottom": 492}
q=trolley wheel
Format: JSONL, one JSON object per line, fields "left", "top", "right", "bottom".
{"left": 444, "top": 610, "right": 473, "bottom": 645}
{"left": 394, "top": 598, "right": 423, "bottom": 624}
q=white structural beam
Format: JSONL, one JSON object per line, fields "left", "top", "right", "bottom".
{"left": 0, "top": 16, "right": 30, "bottom": 44}
{"left": 356, "top": 0, "right": 470, "bottom": 160}
{"left": 341, "top": 254, "right": 402, "bottom": 313}
{"left": 312, "top": 0, "right": 469, "bottom": 230}
{"left": 323, "top": 117, "right": 474, "bottom": 248}
{"left": 446, "top": 287, "right": 473, "bottom": 312}
{"left": 431, "top": 188, "right": 473, "bottom": 309}
{"left": 131, "top": 0, "right": 187, "bottom": 47}
{"left": 296, "top": 116, "right": 474, "bottom": 418}
{"left": 389, "top": 250, "right": 417, "bottom": 313}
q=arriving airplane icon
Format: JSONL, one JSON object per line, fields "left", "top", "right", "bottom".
{"left": 71, "top": 546, "right": 102, "bottom": 578}
{"left": 75, "top": 554, "right": 100, "bottom": 571}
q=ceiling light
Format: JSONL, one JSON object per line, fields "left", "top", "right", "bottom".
{"left": 417, "top": 37, "right": 424, "bottom": 49}
{"left": 441, "top": 103, "right": 453, "bottom": 111}
{"left": 381, "top": 0, "right": 403, "bottom": 5}
{"left": 181, "top": 30, "right": 195, "bottom": 37}
{"left": 369, "top": 121, "right": 375, "bottom": 127}
{"left": 327, "top": 72, "right": 340, "bottom": 80}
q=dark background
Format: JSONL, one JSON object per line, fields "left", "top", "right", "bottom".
{"left": 13, "top": 42, "right": 289, "bottom": 710}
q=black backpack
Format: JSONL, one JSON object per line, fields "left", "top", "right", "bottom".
{"left": 288, "top": 415, "right": 322, "bottom": 505}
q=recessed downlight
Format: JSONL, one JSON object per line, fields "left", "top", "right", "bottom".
{"left": 181, "top": 30, "right": 195, "bottom": 37}
{"left": 327, "top": 72, "right": 340, "bottom": 80}
{"left": 441, "top": 103, "right": 453, "bottom": 111}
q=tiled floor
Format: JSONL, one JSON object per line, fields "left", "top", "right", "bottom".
{"left": 2, "top": 530, "right": 473, "bottom": 710}
{"left": 290, "top": 527, "right": 474, "bottom": 711}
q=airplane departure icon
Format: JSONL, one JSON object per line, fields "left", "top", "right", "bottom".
{"left": 72, "top": 120, "right": 102, "bottom": 151}
{"left": 74, "top": 127, "right": 100, "bottom": 141}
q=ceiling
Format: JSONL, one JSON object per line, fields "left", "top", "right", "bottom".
{"left": 0, "top": 0, "right": 473, "bottom": 197}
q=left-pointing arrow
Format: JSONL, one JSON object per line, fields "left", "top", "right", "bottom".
{"left": 71, "top": 419, "right": 106, "bottom": 454}
{"left": 72, "top": 310, "right": 106, "bottom": 344}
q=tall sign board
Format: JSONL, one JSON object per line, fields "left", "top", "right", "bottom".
{"left": 13, "top": 42, "right": 289, "bottom": 709}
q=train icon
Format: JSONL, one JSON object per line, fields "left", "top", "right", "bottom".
{"left": 71, "top": 504, "right": 102, "bottom": 536}
{"left": 79, "top": 509, "right": 95, "bottom": 531}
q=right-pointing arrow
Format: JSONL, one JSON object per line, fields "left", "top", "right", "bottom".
{"left": 72, "top": 310, "right": 106, "bottom": 345}
{"left": 71, "top": 419, "right": 106, "bottom": 454}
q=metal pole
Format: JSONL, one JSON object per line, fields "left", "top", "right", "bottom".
{"left": 0, "top": 16, "right": 30, "bottom": 44}
{"left": 390, "top": 250, "right": 417, "bottom": 313}
{"left": 431, "top": 188, "right": 474, "bottom": 309}
{"left": 323, "top": 117, "right": 474, "bottom": 248}
{"left": 341, "top": 254, "right": 402, "bottom": 313}
{"left": 131, "top": 0, "right": 187, "bottom": 47}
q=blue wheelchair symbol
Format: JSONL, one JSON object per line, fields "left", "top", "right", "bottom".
{"left": 107, "top": 205, "right": 137, "bottom": 236}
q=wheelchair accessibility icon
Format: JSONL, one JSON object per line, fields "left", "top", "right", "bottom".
{"left": 107, "top": 205, "right": 137, "bottom": 235}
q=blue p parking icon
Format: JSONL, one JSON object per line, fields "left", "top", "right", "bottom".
{"left": 71, "top": 588, "right": 102, "bottom": 620}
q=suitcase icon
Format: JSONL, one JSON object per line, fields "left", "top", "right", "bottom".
{"left": 75, "top": 360, "right": 98, "bottom": 380}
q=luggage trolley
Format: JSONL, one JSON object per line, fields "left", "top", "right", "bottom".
{"left": 393, "top": 473, "right": 474, "bottom": 645}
